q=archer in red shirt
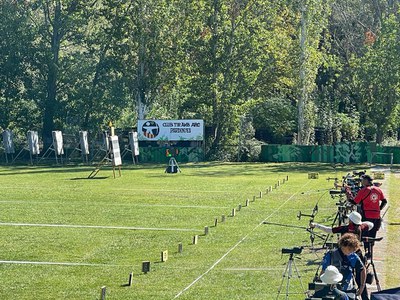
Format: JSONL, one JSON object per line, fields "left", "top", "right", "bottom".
{"left": 352, "top": 175, "right": 387, "bottom": 241}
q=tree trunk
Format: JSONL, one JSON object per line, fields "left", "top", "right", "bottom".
{"left": 42, "top": 0, "right": 61, "bottom": 148}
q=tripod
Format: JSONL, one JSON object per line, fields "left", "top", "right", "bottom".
{"left": 276, "top": 253, "right": 306, "bottom": 299}
{"left": 365, "top": 238, "right": 382, "bottom": 292}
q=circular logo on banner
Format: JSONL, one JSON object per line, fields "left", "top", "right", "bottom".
{"left": 370, "top": 193, "right": 379, "bottom": 203}
{"left": 142, "top": 121, "right": 160, "bottom": 139}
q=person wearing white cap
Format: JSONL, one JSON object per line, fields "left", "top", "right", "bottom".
{"left": 320, "top": 233, "right": 366, "bottom": 300}
{"left": 310, "top": 211, "right": 374, "bottom": 241}
{"left": 313, "top": 265, "right": 349, "bottom": 300}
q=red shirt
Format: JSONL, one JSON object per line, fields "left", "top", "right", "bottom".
{"left": 354, "top": 186, "right": 385, "bottom": 219}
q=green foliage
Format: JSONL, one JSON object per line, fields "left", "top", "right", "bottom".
{"left": 352, "top": 14, "right": 400, "bottom": 143}
{"left": 3, "top": 0, "right": 400, "bottom": 158}
{"left": 251, "top": 96, "right": 297, "bottom": 144}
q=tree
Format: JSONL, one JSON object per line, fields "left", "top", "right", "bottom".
{"left": 353, "top": 14, "right": 400, "bottom": 143}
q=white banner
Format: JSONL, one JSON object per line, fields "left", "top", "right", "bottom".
{"left": 2, "top": 130, "right": 15, "bottom": 154}
{"left": 128, "top": 131, "right": 140, "bottom": 156}
{"left": 110, "top": 136, "right": 122, "bottom": 166}
{"left": 79, "top": 131, "right": 89, "bottom": 155}
{"left": 138, "top": 119, "right": 204, "bottom": 141}
{"left": 27, "top": 131, "right": 40, "bottom": 155}
{"left": 52, "top": 131, "right": 64, "bottom": 155}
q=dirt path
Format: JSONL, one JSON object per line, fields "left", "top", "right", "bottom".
{"left": 367, "top": 167, "right": 390, "bottom": 295}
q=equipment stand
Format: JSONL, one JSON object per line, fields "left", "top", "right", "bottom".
{"left": 165, "top": 157, "right": 181, "bottom": 173}
{"left": 366, "top": 241, "right": 381, "bottom": 291}
{"left": 88, "top": 151, "right": 111, "bottom": 179}
{"left": 323, "top": 203, "right": 347, "bottom": 247}
{"left": 276, "top": 253, "right": 306, "bottom": 299}
{"left": 39, "top": 145, "right": 63, "bottom": 164}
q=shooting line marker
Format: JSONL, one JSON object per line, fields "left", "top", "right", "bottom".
{"left": 142, "top": 261, "right": 151, "bottom": 274}
{"left": 204, "top": 226, "right": 209, "bottom": 235}
{"left": 238, "top": 204, "right": 242, "bottom": 211}
{"left": 214, "top": 218, "right": 218, "bottom": 227}
{"left": 193, "top": 235, "right": 198, "bottom": 245}
{"left": 245, "top": 199, "right": 249, "bottom": 207}
{"left": 221, "top": 215, "right": 226, "bottom": 223}
{"left": 259, "top": 191, "right": 263, "bottom": 198}
{"left": 178, "top": 243, "right": 183, "bottom": 253}
{"left": 128, "top": 272, "right": 133, "bottom": 286}
{"left": 161, "top": 250, "right": 168, "bottom": 262}
{"left": 101, "top": 286, "right": 106, "bottom": 300}
{"left": 231, "top": 208, "right": 236, "bottom": 217}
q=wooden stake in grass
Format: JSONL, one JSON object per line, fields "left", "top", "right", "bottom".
{"left": 178, "top": 242, "right": 183, "bottom": 253}
{"left": 238, "top": 204, "right": 242, "bottom": 211}
{"left": 128, "top": 272, "right": 133, "bottom": 286}
{"left": 161, "top": 250, "right": 168, "bottom": 262}
{"left": 277, "top": 180, "right": 280, "bottom": 186}
{"left": 142, "top": 261, "right": 151, "bottom": 274}
{"left": 193, "top": 235, "right": 198, "bottom": 245}
{"left": 269, "top": 186, "right": 273, "bottom": 192}
{"left": 221, "top": 215, "right": 226, "bottom": 223}
{"left": 204, "top": 226, "right": 209, "bottom": 235}
{"left": 286, "top": 175, "right": 289, "bottom": 181}
{"left": 259, "top": 191, "right": 262, "bottom": 198}
{"left": 274, "top": 184, "right": 277, "bottom": 189}
{"left": 252, "top": 195, "right": 256, "bottom": 202}
{"left": 245, "top": 199, "right": 250, "bottom": 207}
{"left": 214, "top": 218, "right": 218, "bottom": 227}
{"left": 231, "top": 208, "right": 236, "bottom": 217}
{"left": 282, "top": 178, "right": 285, "bottom": 184}
{"left": 101, "top": 286, "right": 106, "bottom": 300}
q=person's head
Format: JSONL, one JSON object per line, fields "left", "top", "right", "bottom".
{"left": 348, "top": 211, "right": 362, "bottom": 226}
{"left": 321, "top": 265, "right": 343, "bottom": 285}
{"left": 338, "top": 233, "right": 361, "bottom": 255}
{"left": 361, "top": 174, "right": 373, "bottom": 187}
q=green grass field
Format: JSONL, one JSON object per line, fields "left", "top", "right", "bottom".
{"left": 0, "top": 162, "right": 398, "bottom": 299}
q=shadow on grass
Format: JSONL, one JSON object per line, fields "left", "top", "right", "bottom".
{"left": 0, "top": 161, "right": 372, "bottom": 177}
{"left": 70, "top": 177, "right": 109, "bottom": 180}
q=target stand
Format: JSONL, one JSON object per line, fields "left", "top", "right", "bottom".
{"left": 121, "top": 131, "right": 139, "bottom": 164}
{"left": 88, "top": 135, "right": 122, "bottom": 179}
{"left": 165, "top": 157, "right": 181, "bottom": 173}
{"left": 68, "top": 131, "right": 90, "bottom": 164}
{"left": 39, "top": 131, "right": 64, "bottom": 164}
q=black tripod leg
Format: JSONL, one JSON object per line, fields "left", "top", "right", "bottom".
{"left": 371, "top": 261, "right": 381, "bottom": 291}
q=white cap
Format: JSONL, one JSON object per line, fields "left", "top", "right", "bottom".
{"left": 320, "top": 265, "right": 343, "bottom": 284}
{"left": 348, "top": 211, "right": 362, "bottom": 225}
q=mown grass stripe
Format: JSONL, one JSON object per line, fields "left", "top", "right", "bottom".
{"left": 0, "top": 222, "right": 202, "bottom": 232}
{"left": 173, "top": 181, "right": 311, "bottom": 299}
{"left": 0, "top": 260, "right": 125, "bottom": 267}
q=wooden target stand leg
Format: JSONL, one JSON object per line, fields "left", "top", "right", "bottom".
{"left": 112, "top": 166, "right": 122, "bottom": 179}
{"left": 88, "top": 152, "right": 111, "bottom": 179}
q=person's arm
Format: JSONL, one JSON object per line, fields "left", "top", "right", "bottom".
{"left": 380, "top": 198, "right": 388, "bottom": 210}
{"left": 357, "top": 267, "right": 366, "bottom": 296}
{"left": 310, "top": 222, "right": 333, "bottom": 233}
{"left": 353, "top": 188, "right": 367, "bottom": 204}
{"left": 362, "top": 221, "right": 374, "bottom": 231}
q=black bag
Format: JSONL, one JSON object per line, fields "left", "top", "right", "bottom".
{"left": 366, "top": 270, "right": 374, "bottom": 285}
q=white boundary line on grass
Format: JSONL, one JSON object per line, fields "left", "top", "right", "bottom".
{"left": 173, "top": 181, "right": 311, "bottom": 299}
{"left": 0, "top": 222, "right": 203, "bottom": 232}
{"left": 0, "top": 260, "right": 126, "bottom": 267}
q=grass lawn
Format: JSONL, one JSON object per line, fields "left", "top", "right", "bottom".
{"left": 0, "top": 162, "right": 398, "bottom": 299}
